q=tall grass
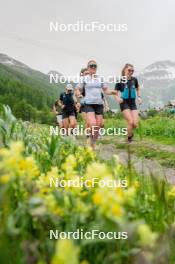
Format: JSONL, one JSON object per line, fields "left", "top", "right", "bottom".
{"left": 0, "top": 105, "right": 175, "bottom": 264}
{"left": 105, "top": 112, "right": 175, "bottom": 143}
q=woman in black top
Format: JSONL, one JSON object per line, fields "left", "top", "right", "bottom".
{"left": 115, "top": 63, "right": 142, "bottom": 143}
{"left": 59, "top": 84, "right": 77, "bottom": 134}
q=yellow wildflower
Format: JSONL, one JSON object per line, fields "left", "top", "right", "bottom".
{"left": 124, "top": 187, "right": 136, "bottom": 205}
{"left": 133, "top": 180, "right": 140, "bottom": 189}
{"left": 167, "top": 186, "right": 175, "bottom": 199}
{"left": 93, "top": 193, "right": 102, "bottom": 205}
{"left": 0, "top": 175, "right": 10, "bottom": 184}
{"left": 92, "top": 188, "right": 125, "bottom": 221}
{"left": 85, "top": 162, "right": 111, "bottom": 182}
{"left": 137, "top": 224, "right": 157, "bottom": 248}
{"left": 111, "top": 204, "right": 124, "bottom": 217}
{"left": 62, "top": 154, "right": 77, "bottom": 177}
{"left": 80, "top": 261, "right": 89, "bottom": 264}
{"left": 44, "top": 194, "right": 64, "bottom": 217}
{"left": 51, "top": 239, "right": 79, "bottom": 264}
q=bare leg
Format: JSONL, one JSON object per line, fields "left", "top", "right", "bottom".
{"left": 101, "top": 116, "right": 104, "bottom": 128}
{"left": 95, "top": 114, "right": 103, "bottom": 140}
{"left": 86, "top": 112, "right": 97, "bottom": 149}
{"left": 122, "top": 109, "right": 134, "bottom": 138}
{"left": 62, "top": 118, "right": 69, "bottom": 135}
{"left": 82, "top": 112, "right": 87, "bottom": 124}
{"left": 69, "top": 115, "right": 77, "bottom": 129}
{"left": 58, "top": 121, "right": 63, "bottom": 128}
{"left": 131, "top": 110, "right": 139, "bottom": 129}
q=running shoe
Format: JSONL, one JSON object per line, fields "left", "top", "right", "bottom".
{"left": 127, "top": 134, "right": 134, "bottom": 144}
{"left": 90, "top": 137, "right": 97, "bottom": 150}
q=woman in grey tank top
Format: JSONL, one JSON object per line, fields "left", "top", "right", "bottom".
{"left": 76, "top": 60, "right": 117, "bottom": 150}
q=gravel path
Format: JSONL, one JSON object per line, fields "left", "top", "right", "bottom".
{"left": 97, "top": 143, "right": 175, "bottom": 185}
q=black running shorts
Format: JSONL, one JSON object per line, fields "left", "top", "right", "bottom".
{"left": 85, "top": 104, "right": 104, "bottom": 115}
{"left": 120, "top": 100, "right": 137, "bottom": 112}
{"left": 62, "top": 111, "right": 75, "bottom": 119}
{"left": 80, "top": 104, "right": 86, "bottom": 113}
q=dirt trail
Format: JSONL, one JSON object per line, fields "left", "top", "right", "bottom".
{"left": 101, "top": 136, "right": 175, "bottom": 153}
{"left": 97, "top": 143, "right": 175, "bottom": 185}
{"left": 76, "top": 135, "right": 175, "bottom": 184}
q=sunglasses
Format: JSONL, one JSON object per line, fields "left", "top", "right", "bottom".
{"left": 128, "top": 69, "right": 134, "bottom": 73}
{"left": 89, "top": 64, "right": 97, "bottom": 69}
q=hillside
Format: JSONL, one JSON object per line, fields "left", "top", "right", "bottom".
{"left": 1, "top": 54, "right": 175, "bottom": 118}
{"left": 0, "top": 54, "right": 65, "bottom": 123}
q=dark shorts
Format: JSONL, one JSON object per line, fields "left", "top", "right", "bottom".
{"left": 80, "top": 104, "right": 86, "bottom": 113}
{"left": 85, "top": 104, "right": 104, "bottom": 115}
{"left": 74, "top": 111, "right": 78, "bottom": 120}
{"left": 120, "top": 100, "right": 137, "bottom": 112}
{"left": 62, "top": 111, "right": 75, "bottom": 119}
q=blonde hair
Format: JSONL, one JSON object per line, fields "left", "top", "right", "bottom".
{"left": 121, "top": 63, "right": 134, "bottom": 76}
{"left": 80, "top": 67, "right": 87, "bottom": 76}
{"left": 87, "top": 60, "right": 97, "bottom": 67}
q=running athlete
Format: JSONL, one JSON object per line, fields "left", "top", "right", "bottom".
{"left": 98, "top": 92, "right": 110, "bottom": 140}
{"left": 52, "top": 99, "right": 63, "bottom": 128}
{"left": 115, "top": 63, "right": 142, "bottom": 143}
{"left": 79, "top": 68, "right": 90, "bottom": 123}
{"left": 76, "top": 60, "right": 117, "bottom": 149}
{"left": 59, "top": 84, "right": 77, "bottom": 135}
{"left": 75, "top": 67, "right": 91, "bottom": 142}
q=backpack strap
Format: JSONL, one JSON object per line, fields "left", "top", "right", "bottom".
{"left": 82, "top": 80, "right": 86, "bottom": 97}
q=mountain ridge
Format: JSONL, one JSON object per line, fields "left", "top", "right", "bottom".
{"left": 0, "top": 53, "right": 175, "bottom": 110}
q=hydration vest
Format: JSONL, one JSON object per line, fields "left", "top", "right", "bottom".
{"left": 121, "top": 78, "right": 137, "bottom": 100}
{"left": 61, "top": 92, "right": 74, "bottom": 106}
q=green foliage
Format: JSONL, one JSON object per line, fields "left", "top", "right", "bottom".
{"left": 105, "top": 111, "right": 175, "bottom": 144}
{"left": 0, "top": 106, "right": 175, "bottom": 264}
{"left": 0, "top": 63, "right": 65, "bottom": 124}
{"left": 139, "top": 115, "right": 175, "bottom": 140}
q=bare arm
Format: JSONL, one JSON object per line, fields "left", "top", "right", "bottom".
{"left": 102, "top": 87, "right": 124, "bottom": 104}
{"left": 102, "top": 87, "right": 117, "bottom": 95}
{"left": 58, "top": 100, "right": 65, "bottom": 109}
{"left": 136, "top": 86, "right": 143, "bottom": 104}
{"left": 74, "top": 88, "right": 82, "bottom": 103}
{"left": 114, "top": 90, "right": 123, "bottom": 104}
{"left": 103, "top": 96, "right": 110, "bottom": 112}
{"left": 136, "top": 86, "right": 141, "bottom": 97}
{"left": 52, "top": 104, "right": 58, "bottom": 114}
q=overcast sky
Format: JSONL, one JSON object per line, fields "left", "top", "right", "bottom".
{"left": 0, "top": 0, "right": 175, "bottom": 76}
